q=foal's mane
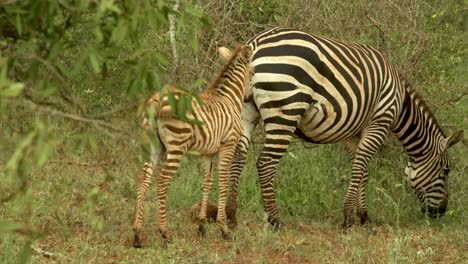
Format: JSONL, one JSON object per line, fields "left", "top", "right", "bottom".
{"left": 204, "top": 45, "right": 243, "bottom": 94}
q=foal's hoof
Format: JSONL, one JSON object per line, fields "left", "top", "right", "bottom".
{"left": 133, "top": 234, "right": 143, "bottom": 248}
{"left": 198, "top": 224, "right": 206, "bottom": 237}
{"left": 159, "top": 229, "right": 173, "bottom": 243}
{"left": 190, "top": 200, "right": 218, "bottom": 223}
{"left": 222, "top": 231, "right": 232, "bottom": 241}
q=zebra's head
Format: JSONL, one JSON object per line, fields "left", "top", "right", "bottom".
{"left": 404, "top": 130, "right": 464, "bottom": 218}
{"left": 218, "top": 45, "right": 254, "bottom": 100}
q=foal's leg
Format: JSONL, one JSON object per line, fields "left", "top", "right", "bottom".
{"left": 198, "top": 157, "right": 215, "bottom": 237}
{"left": 132, "top": 145, "right": 165, "bottom": 248}
{"left": 156, "top": 149, "right": 184, "bottom": 242}
{"left": 217, "top": 143, "right": 237, "bottom": 240}
{"left": 132, "top": 162, "right": 154, "bottom": 248}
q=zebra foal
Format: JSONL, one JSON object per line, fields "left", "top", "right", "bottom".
{"left": 132, "top": 45, "right": 253, "bottom": 247}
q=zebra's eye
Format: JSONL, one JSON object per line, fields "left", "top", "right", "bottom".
{"left": 443, "top": 167, "right": 450, "bottom": 175}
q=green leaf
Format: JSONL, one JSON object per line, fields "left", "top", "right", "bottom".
{"left": 35, "top": 141, "right": 53, "bottom": 167}
{"left": 193, "top": 93, "right": 204, "bottom": 106}
{"left": 30, "top": 60, "right": 39, "bottom": 80}
{"left": 1, "top": 82, "right": 24, "bottom": 97}
{"left": 177, "top": 95, "right": 188, "bottom": 120}
{"left": 111, "top": 19, "right": 129, "bottom": 45}
{"left": 18, "top": 240, "right": 32, "bottom": 264}
{"left": 56, "top": 63, "right": 73, "bottom": 80}
{"left": 47, "top": 40, "right": 64, "bottom": 61}
{"left": 189, "top": 79, "right": 205, "bottom": 90}
{"left": 0, "top": 221, "right": 25, "bottom": 232}
{"left": 185, "top": 118, "right": 203, "bottom": 126}
{"left": 95, "top": 27, "right": 104, "bottom": 43}
{"left": 167, "top": 92, "right": 177, "bottom": 114}
{"left": 89, "top": 49, "right": 101, "bottom": 74}
{"left": 186, "top": 95, "right": 193, "bottom": 114}
{"left": 15, "top": 14, "right": 22, "bottom": 36}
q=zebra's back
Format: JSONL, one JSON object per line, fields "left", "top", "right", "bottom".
{"left": 248, "top": 27, "right": 402, "bottom": 143}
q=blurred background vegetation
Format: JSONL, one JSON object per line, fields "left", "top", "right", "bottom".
{"left": 0, "top": 0, "right": 466, "bottom": 263}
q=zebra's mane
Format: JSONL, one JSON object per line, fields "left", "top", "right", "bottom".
{"left": 204, "top": 45, "right": 243, "bottom": 94}
{"left": 401, "top": 77, "right": 446, "bottom": 137}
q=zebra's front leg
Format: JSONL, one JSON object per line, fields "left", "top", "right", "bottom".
{"left": 197, "top": 157, "right": 215, "bottom": 237}
{"left": 132, "top": 162, "right": 154, "bottom": 248}
{"left": 344, "top": 137, "right": 370, "bottom": 225}
{"left": 217, "top": 143, "right": 237, "bottom": 240}
{"left": 343, "top": 124, "right": 390, "bottom": 228}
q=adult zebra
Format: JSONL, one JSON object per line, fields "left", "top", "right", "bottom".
{"left": 222, "top": 27, "right": 464, "bottom": 228}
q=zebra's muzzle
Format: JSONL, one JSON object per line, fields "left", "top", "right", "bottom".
{"left": 423, "top": 197, "right": 448, "bottom": 218}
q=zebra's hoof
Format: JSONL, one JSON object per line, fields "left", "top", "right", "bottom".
{"left": 268, "top": 217, "right": 284, "bottom": 231}
{"left": 227, "top": 217, "right": 238, "bottom": 230}
{"left": 358, "top": 211, "right": 370, "bottom": 225}
{"left": 342, "top": 218, "right": 355, "bottom": 229}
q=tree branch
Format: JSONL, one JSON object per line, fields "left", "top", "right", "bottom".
{"left": 21, "top": 98, "right": 130, "bottom": 139}
{"left": 169, "top": 0, "right": 182, "bottom": 80}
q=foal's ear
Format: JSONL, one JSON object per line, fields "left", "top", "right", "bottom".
{"left": 218, "top": 46, "right": 232, "bottom": 63}
{"left": 241, "top": 46, "right": 253, "bottom": 61}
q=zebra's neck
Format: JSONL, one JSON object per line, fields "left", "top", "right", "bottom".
{"left": 392, "top": 84, "right": 445, "bottom": 162}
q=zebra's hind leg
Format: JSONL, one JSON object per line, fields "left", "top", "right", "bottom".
{"left": 197, "top": 157, "right": 215, "bottom": 237}
{"left": 256, "top": 124, "right": 297, "bottom": 230}
{"left": 132, "top": 162, "right": 154, "bottom": 248}
{"left": 342, "top": 123, "right": 390, "bottom": 228}
{"left": 226, "top": 101, "right": 259, "bottom": 229}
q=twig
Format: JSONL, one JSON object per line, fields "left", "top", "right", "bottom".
{"left": 91, "top": 101, "right": 140, "bottom": 119}
{"left": 434, "top": 92, "right": 467, "bottom": 109}
{"left": 29, "top": 54, "right": 86, "bottom": 114}
{"left": 47, "top": 160, "right": 112, "bottom": 166}
{"left": 31, "top": 245, "right": 56, "bottom": 259}
{"left": 365, "top": 11, "right": 386, "bottom": 47}
{"left": 31, "top": 245, "right": 69, "bottom": 261}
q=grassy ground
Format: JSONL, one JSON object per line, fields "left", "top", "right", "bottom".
{"left": 1, "top": 125, "right": 467, "bottom": 263}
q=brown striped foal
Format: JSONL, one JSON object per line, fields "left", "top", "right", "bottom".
{"left": 132, "top": 45, "right": 253, "bottom": 247}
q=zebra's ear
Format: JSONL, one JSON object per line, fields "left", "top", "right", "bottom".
{"left": 218, "top": 46, "right": 232, "bottom": 63}
{"left": 443, "top": 130, "right": 464, "bottom": 150}
{"left": 241, "top": 46, "right": 253, "bottom": 61}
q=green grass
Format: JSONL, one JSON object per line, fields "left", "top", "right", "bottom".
{"left": 1, "top": 131, "right": 467, "bottom": 263}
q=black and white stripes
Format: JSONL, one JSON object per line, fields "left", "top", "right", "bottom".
{"left": 225, "top": 27, "right": 463, "bottom": 228}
